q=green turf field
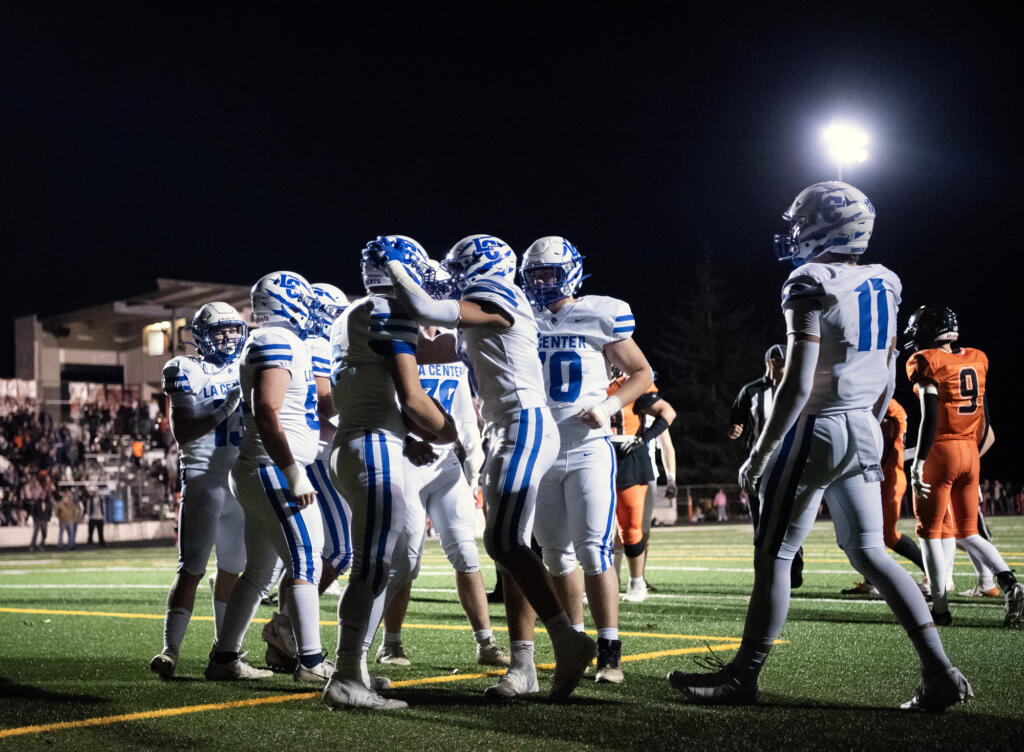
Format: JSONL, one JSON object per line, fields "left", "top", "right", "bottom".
{"left": 2, "top": 518, "right": 1023, "bottom": 751}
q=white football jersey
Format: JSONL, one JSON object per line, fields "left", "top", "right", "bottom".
{"left": 782, "top": 262, "right": 902, "bottom": 416}
{"left": 237, "top": 324, "right": 320, "bottom": 467}
{"left": 457, "top": 277, "right": 548, "bottom": 425}
{"left": 418, "top": 357, "right": 477, "bottom": 450}
{"left": 535, "top": 295, "right": 635, "bottom": 445}
{"left": 307, "top": 335, "right": 338, "bottom": 447}
{"left": 162, "top": 356, "right": 242, "bottom": 473}
{"left": 331, "top": 294, "right": 418, "bottom": 439}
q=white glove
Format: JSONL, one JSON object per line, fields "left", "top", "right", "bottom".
{"left": 910, "top": 460, "right": 931, "bottom": 500}
{"left": 579, "top": 395, "right": 622, "bottom": 429}
{"left": 280, "top": 462, "right": 316, "bottom": 504}
{"left": 213, "top": 387, "right": 242, "bottom": 423}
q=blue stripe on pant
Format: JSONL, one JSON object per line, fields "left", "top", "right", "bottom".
{"left": 507, "top": 408, "right": 546, "bottom": 550}
{"left": 257, "top": 465, "right": 316, "bottom": 583}
{"left": 489, "top": 410, "right": 532, "bottom": 554}
{"left": 600, "top": 437, "right": 618, "bottom": 570}
{"left": 309, "top": 458, "right": 352, "bottom": 572}
{"left": 754, "top": 416, "right": 817, "bottom": 556}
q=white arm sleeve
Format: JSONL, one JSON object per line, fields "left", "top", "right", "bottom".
{"left": 750, "top": 312, "right": 820, "bottom": 469}
{"left": 386, "top": 261, "right": 461, "bottom": 327}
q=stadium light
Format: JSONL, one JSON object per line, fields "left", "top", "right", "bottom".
{"left": 822, "top": 122, "right": 868, "bottom": 181}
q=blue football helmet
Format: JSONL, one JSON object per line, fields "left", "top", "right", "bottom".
{"left": 519, "top": 236, "right": 586, "bottom": 309}
{"left": 309, "top": 283, "right": 348, "bottom": 340}
{"left": 361, "top": 235, "right": 432, "bottom": 292}
{"left": 250, "top": 271, "right": 315, "bottom": 336}
{"left": 773, "top": 181, "right": 875, "bottom": 266}
{"left": 191, "top": 302, "right": 247, "bottom": 365}
{"left": 423, "top": 259, "right": 455, "bottom": 300}
{"left": 442, "top": 234, "right": 516, "bottom": 298}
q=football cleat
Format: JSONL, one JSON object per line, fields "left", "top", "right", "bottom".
{"left": 264, "top": 642, "right": 297, "bottom": 673}
{"left": 548, "top": 630, "right": 598, "bottom": 702}
{"left": 622, "top": 581, "right": 648, "bottom": 603}
{"left": 262, "top": 611, "right": 298, "bottom": 662}
{"left": 483, "top": 666, "right": 539, "bottom": 700}
{"left": 595, "top": 638, "right": 624, "bottom": 684}
{"left": 958, "top": 584, "right": 1000, "bottom": 597}
{"left": 1004, "top": 582, "right": 1024, "bottom": 627}
{"left": 773, "top": 181, "right": 875, "bottom": 266}
{"left": 149, "top": 650, "right": 177, "bottom": 680}
{"left": 294, "top": 656, "right": 335, "bottom": 683}
{"left": 322, "top": 677, "right": 409, "bottom": 711}
{"left": 900, "top": 667, "right": 973, "bottom": 711}
{"left": 841, "top": 580, "right": 879, "bottom": 596}
{"left": 667, "top": 665, "right": 758, "bottom": 705}
{"left": 476, "top": 638, "right": 511, "bottom": 667}
{"left": 931, "top": 609, "right": 953, "bottom": 627}
{"left": 375, "top": 642, "right": 411, "bottom": 666}
{"left": 204, "top": 655, "right": 274, "bottom": 681}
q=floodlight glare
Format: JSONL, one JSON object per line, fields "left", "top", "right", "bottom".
{"left": 822, "top": 122, "right": 869, "bottom": 179}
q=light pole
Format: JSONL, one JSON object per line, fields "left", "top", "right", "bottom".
{"left": 822, "top": 123, "right": 868, "bottom": 181}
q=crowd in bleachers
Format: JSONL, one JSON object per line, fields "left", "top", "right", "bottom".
{"left": 0, "top": 397, "right": 175, "bottom": 531}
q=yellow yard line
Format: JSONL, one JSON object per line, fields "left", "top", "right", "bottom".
{"left": 0, "top": 608, "right": 752, "bottom": 644}
{"left": 0, "top": 641, "right": 781, "bottom": 739}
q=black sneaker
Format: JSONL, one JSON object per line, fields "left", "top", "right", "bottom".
{"left": 595, "top": 638, "right": 623, "bottom": 683}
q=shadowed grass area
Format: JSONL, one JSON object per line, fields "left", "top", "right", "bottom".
{"left": 1, "top": 518, "right": 1022, "bottom": 750}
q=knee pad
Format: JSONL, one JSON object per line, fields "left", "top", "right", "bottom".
{"left": 444, "top": 539, "right": 481, "bottom": 574}
{"left": 542, "top": 547, "right": 577, "bottom": 578}
{"left": 294, "top": 554, "right": 324, "bottom": 587}
{"left": 177, "top": 561, "right": 208, "bottom": 578}
{"left": 623, "top": 540, "right": 645, "bottom": 559}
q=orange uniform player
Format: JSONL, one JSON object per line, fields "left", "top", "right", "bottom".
{"left": 904, "top": 305, "right": 1022, "bottom": 627}
{"left": 608, "top": 377, "right": 675, "bottom": 602}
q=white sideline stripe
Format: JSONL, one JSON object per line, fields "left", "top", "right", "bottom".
{"left": 644, "top": 565, "right": 981, "bottom": 577}
{"left": 0, "top": 584, "right": 170, "bottom": 589}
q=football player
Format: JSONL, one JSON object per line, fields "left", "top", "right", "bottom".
{"left": 375, "top": 269, "right": 510, "bottom": 668}
{"left": 841, "top": 398, "right": 926, "bottom": 595}
{"left": 262, "top": 283, "right": 354, "bottom": 671}
{"left": 904, "top": 305, "right": 1023, "bottom": 627}
{"left": 520, "top": 236, "right": 654, "bottom": 684}
{"left": 608, "top": 376, "right": 675, "bottom": 603}
{"left": 669, "top": 182, "right": 970, "bottom": 711}
{"left": 150, "top": 302, "right": 247, "bottom": 679}
{"left": 206, "top": 271, "right": 328, "bottom": 682}
{"left": 376, "top": 233, "right": 597, "bottom": 702}
{"left": 322, "top": 236, "right": 457, "bottom": 711}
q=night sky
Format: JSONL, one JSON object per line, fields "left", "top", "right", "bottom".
{"left": 2, "top": 4, "right": 1018, "bottom": 476}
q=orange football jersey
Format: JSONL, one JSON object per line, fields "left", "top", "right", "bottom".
{"left": 607, "top": 377, "right": 657, "bottom": 436}
{"left": 881, "top": 398, "right": 907, "bottom": 470}
{"left": 906, "top": 347, "right": 988, "bottom": 441}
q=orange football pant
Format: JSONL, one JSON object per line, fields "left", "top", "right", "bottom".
{"left": 616, "top": 484, "right": 647, "bottom": 547}
{"left": 880, "top": 463, "right": 907, "bottom": 549}
{"left": 914, "top": 439, "right": 980, "bottom": 539}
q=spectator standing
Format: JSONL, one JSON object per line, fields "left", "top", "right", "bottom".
{"left": 55, "top": 491, "right": 81, "bottom": 550}
{"left": 714, "top": 487, "right": 728, "bottom": 522}
{"left": 86, "top": 488, "right": 107, "bottom": 546}
{"left": 29, "top": 492, "right": 53, "bottom": 551}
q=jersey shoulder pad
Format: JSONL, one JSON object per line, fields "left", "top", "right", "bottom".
{"left": 781, "top": 263, "right": 833, "bottom": 311}
{"left": 246, "top": 328, "right": 297, "bottom": 370}
{"left": 582, "top": 295, "right": 635, "bottom": 340}
{"left": 162, "top": 356, "right": 201, "bottom": 395}
{"left": 368, "top": 295, "right": 419, "bottom": 345}
{"left": 906, "top": 350, "right": 937, "bottom": 384}
{"left": 462, "top": 277, "right": 523, "bottom": 314}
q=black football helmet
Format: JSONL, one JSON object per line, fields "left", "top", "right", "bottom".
{"left": 903, "top": 305, "right": 959, "bottom": 352}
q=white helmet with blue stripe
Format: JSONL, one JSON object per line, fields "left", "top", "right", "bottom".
{"left": 309, "top": 283, "right": 348, "bottom": 340}
{"left": 519, "top": 236, "right": 586, "bottom": 309}
{"left": 442, "top": 234, "right": 516, "bottom": 298}
{"left": 773, "top": 181, "right": 875, "bottom": 266}
{"left": 361, "top": 235, "right": 431, "bottom": 292}
{"left": 191, "top": 301, "right": 247, "bottom": 365}
{"left": 250, "top": 271, "right": 315, "bottom": 335}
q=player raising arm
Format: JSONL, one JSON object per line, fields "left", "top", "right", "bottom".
{"left": 377, "top": 233, "right": 597, "bottom": 702}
